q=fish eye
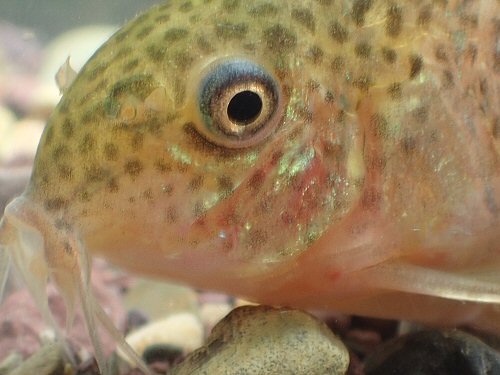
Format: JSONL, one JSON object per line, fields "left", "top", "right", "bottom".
{"left": 197, "top": 59, "right": 282, "bottom": 148}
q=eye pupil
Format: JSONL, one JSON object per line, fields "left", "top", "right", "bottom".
{"left": 227, "top": 90, "right": 263, "bottom": 125}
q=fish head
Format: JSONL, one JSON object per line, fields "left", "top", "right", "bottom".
{"left": 3, "top": 0, "right": 370, "bottom": 283}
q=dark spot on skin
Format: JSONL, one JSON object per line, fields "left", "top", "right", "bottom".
{"left": 164, "top": 28, "right": 189, "bottom": 42}
{"left": 442, "top": 70, "right": 454, "bottom": 88}
{"left": 246, "top": 229, "right": 268, "bottom": 248}
{"left": 461, "top": 14, "right": 478, "bottom": 29}
{"left": 409, "top": 55, "right": 423, "bottom": 79}
{"left": 85, "top": 164, "right": 107, "bottom": 182}
{"left": 480, "top": 79, "right": 488, "bottom": 96}
{"left": 87, "top": 63, "right": 107, "bottom": 82}
{"left": 382, "top": 47, "right": 397, "bottom": 63}
{"left": 263, "top": 25, "right": 297, "bottom": 52}
{"left": 172, "top": 51, "right": 195, "bottom": 70}
{"left": 223, "top": 0, "right": 240, "bottom": 10}
{"left": 307, "top": 45, "right": 324, "bottom": 64}
{"left": 114, "top": 31, "right": 127, "bottom": 43}
{"left": 491, "top": 117, "right": 499, "bottom": 139}
{"left": 329, "top": 21, "right": 348, "bottom": 44}
{"left": 45, "top": 197, "right": 67, "bottom": 211}
{"left": 325, "top": 91, "right": 335, "bottom": 103}
{"left": 188, "top": 175, "right": 204, "bottom": 191}
{"left": 131, "top": 133, "right": 144, "bottom": 151}
{"left": 107, "top": 177, "right": 119, "bottom": 193}
{"left": 55, "top": 219, "right": 72, "bottom": 231}
{"left": 105, "top": 74, "right": 157, "bottom": 115}
{"left": 193, "top": 201, "right": 206, "bottom": 220}
{"left": 155, "top": 159, "right": 172, "bottom": 173}
{"left": 79, "top": 133, "right": 95, "bottom": 154}
{"left": 466, "top": 43, "right": 478, "bottom": 65}
{"left": 58, "top": 164, "right": 73, "bottom": 180}
{"left": 162, "top": 184, "right": 174, "bottom": 196}
{"left": 435, "top": 45, "right": 448, "bottom": 61}
{"left": 322, "top": 141, "right": 344, "bottom": 160}
{"left": 361, "top": 188, "right": 381, "bottom": 210}
{"left": 401, "top": 136, "right": 417, "bottom": 154}
{"left": 136, "top": 25, "right": 154, "bottom": 40}
{"left": 217, "top": 175, "right": 234, "bottom": 194}
{"left": 61, "top": 119, "right": 74, "bottom": 138}
{"left": 78, "top": 190, "right": 91, "bottom": 202}
{"left": 386, "top": 5, "right": 403, "bottom": 37}
{"left": 331, "top": 56, "right": 345, "bottom": 72}
{"left": 125, "top": 159, "right": 144, "bottom": 178}
{"left": 146, "top": 45, "right": 166, "bottom": 63}
{"left": 247, "top": 169, "right": 265, "bottom": 191}
{"left": 291, "top": 8, "right": 316, "bottom": 33}
{"left": 113, "top": 47, "right": 133, "bottom": 63}
{"left": 412, "top": 105, "right": 429, "bottom": 123}
{"left": 104, "top": 143, "right": 118, "bottom": 161}
{"left": 179, "top": 1, "right": 193, "bottom": 12}
{"left": 165, "top": 206, "right": 178, "bottom": 223}
{"left": 248, "top": 3, "right": 278, "bottom": 17}
{"left": 142, "top": 189, "right": 154, "bottom": 201}
{"left": 215, "top": 22, "right": 248, "bottom": 40}
{"left": 352, "top": 0, "right": 373, "bottom": 26}
{"left": 158, "top": 3, "right": 171, "bottom": 11}
{"left": 155, "top": 14, "right": 170, "bottom": 23}
{"left": 417, "top": 5, "right": 432, "bottom": 26}
{"left": 370, "top": 113, "right": 388, "bottom": 138}
{"left": 355, "top": 42, "right": 371, "bottom": 58}
{"left": 197, "top": 36, "right": 215, "bottom": 54}
{"left": 52, "top": 144, "right": 69, "bottom": 161}
{"left": 352, "top": 74, "right": 373, "bottom": 91}
{"left": 387, "top": 82, "right": 402, "bottom": 99}
{"left": 123, "top": 59, "right": 140, "bottom": 73}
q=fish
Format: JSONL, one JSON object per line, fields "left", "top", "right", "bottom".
{"left": 0, "top": 0, "right": 499, "bottom": 373}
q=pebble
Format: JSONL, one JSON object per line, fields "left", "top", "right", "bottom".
{"left": 365, "top": 329, "right": 500, "bottom": 375}
{"left": 121, "top": 312, "right": 203, "bottom": 363}
{"left": 170, "top": 305, "right": 350, "bottom": 375}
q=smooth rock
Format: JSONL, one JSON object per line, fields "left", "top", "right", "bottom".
{"left": 171, "top": 305, "right": 350, "bottom": 375}
{"left": 365, "top": 329, "right": 500, "bottom": 375}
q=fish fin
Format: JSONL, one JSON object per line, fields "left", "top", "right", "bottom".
{"left": 93, "top": 297, "right": 155, "bottom": 375}
{"left": 75, "top": 240, "right": 154, "bottom": 375}
{"left": 362, "top": 261, "right": 500, "bottom": 304}
{"left": 55, "top": 56, "right": 78, "bottom": 94}
{"left": 0, "top": 238, "right": 11, "bottom": 304}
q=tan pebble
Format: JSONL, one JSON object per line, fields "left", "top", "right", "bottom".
{"left": 199, "top": 302, "right": 233, "bottom": 335}
{"left": 170, "top": 305, "right": 350, "bottom": 375}
{"left": 120, "top": 313, "right": 203, "bottom": 363}
{"left": 0, "top": 118, "right": 44, "bottom": 165}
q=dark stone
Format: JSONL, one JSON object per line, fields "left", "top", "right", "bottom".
{"left": 142, "top": 343, "right": 183, "bottom": 365}
{"left": 365, "top": 330, "right": 500, "bottom": 375}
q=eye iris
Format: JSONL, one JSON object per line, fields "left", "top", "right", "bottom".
{"left": 227, "top": 90, "right": 263, "bottom": 125}
{"left": 197, "top": 58, "right": 282, "bottom": 148}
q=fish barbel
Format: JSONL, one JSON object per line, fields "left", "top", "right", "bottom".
{"left": 0, "top": 0, "right": 499, "bottom": 372}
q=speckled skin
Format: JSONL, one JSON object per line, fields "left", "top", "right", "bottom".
{"left": 0, "top": 0, "right": 500, "bottom": 366}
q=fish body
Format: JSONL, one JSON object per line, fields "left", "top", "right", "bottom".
{"left": 0, "top": 0, "right": 499, "bottom": 369}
